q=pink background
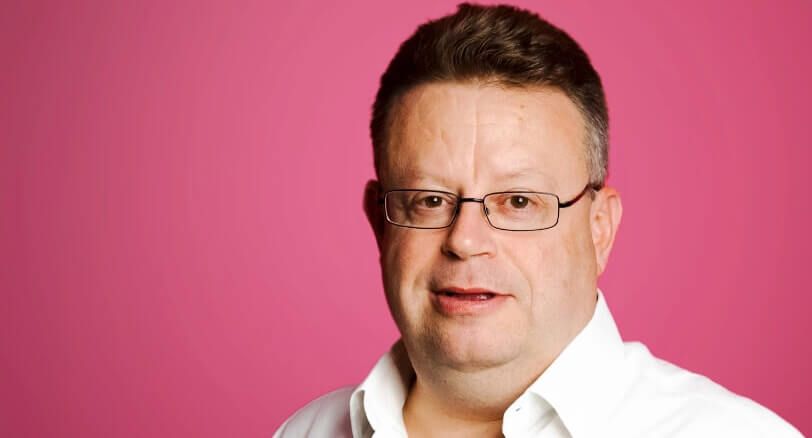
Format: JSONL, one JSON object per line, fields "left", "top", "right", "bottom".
{"left": 2, "top": 1, "right": 810, "bottom": 436}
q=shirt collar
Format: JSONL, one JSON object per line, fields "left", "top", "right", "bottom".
{"left": 525, "top": 288, "right": 627, "bottom": 438}
{"left": 349, "top": 339, "right": 414, "bottom": 437}
{"left": 349, "top": 288, "right": 626, "bottom": 438}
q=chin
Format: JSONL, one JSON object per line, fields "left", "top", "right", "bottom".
{"left": 420, "top": 324, "right": 523, "bottom": 371}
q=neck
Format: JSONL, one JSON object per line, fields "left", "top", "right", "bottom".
{"left": 400, "top": 290, "right": 599, "bottom": 436}
{"left": 402, "top": 353, "right": 550, "bottom": 437}
{"left": 400, "top": 290, "right": 601, "bottom": 436}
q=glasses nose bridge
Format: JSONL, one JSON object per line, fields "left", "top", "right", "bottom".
{"left": 458, "top": 197, "right": 485, "bottom": 204}
{"left": 453, "top": 196, "right": 490, "bottom": 222}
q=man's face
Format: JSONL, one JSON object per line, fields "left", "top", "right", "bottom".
{"left": 371, "top": 81, "right": 603, "bottom": 373}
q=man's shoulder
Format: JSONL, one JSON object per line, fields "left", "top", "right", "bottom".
{"left": 615, "top": 341, "right": 802, "bottom": 437}
{"left": 272, "top": 385, "right": 355, "bottom": 438}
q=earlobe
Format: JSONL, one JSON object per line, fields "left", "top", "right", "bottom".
{"left": 363, "top": 179, "right": 386, "bottom": 251}
{"left": 590, "top": 186, "right": 623, "bottom": 275}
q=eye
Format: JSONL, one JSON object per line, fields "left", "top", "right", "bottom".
{"left": 509, "top": 195, "right": 529, "bottom": 209}
{"left": 419, "top": 195, "right": 445, "bottom": 208}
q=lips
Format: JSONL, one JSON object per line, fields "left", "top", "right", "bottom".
{"left": 434, "top": 287, "right": 499, "bottom": 300}
{"left": 434, "top": 286, "right": 506, "bottom": 296}
{"left": 438, "top": 291, "right": 495, "bottom": 300}
{"left": 430, "top": 286, "right": 510, "bottom": 316}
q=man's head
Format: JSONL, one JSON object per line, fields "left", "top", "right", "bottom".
{"left": 364, "top": 3, "right": 622, "bottom": 377}
{"left": 370, "top": 3, "right": 609, "bottom": 188}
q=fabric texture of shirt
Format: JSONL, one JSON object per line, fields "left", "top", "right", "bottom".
{"left": 273, "top": 289, "right": 803, "bottom": 438}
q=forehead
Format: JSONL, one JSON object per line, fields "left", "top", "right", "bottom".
{"left": 382, "top": 81, "right": 588, "bottom": 190}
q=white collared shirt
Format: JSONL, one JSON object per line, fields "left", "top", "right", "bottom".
{"left": 273, "top": 290, "right": 803, "bottom": 437}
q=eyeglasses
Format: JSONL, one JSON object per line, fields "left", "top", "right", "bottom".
{"left": 379, "top": 183, "right": 601, "bottom": 231}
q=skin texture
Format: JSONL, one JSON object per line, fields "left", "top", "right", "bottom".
{"left": 363, "top": 81, "right": 623, "bottom": 437}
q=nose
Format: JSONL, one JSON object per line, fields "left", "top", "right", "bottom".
{"left": 441, "top": 200, "right": 496, "bottom": 260}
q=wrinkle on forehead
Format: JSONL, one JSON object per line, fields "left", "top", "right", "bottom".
{"left": 384, "top": 82, "right": 475, "bottom": 183}
{"left": 382, "top": 81, "right": 587, "bottom": 193}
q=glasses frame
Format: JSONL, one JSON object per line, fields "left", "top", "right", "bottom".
{"left": 379, "top": 183, "right": 603, "bottom": 231}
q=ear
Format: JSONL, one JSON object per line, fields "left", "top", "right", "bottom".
{"left": 363, "top": 179, "right": 386, "bottom": 251}
{"left": 589, "top": 186, "right": 623, "bottom": 276}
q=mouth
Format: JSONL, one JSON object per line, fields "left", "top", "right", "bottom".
{"left": 434, "top": 289, "right": 498, "bottom": 301}
{"left": 430, "top": 287, "right": 509, "bottom": 316}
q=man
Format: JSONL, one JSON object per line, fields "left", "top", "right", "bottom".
{"left": 274, "top": 3, "right": 802, "bottom": 437}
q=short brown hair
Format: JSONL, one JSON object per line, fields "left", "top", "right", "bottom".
{"left": 370, "top": 3, "right": 609, "bottom": 186}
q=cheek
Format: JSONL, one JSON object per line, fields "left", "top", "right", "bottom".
{"left": 515, "top": 237, "right": 569, "bottom": 297}
{"left": 511, "top": 221, "right": 595, "bottom": 306}
{"left": 554, "top": 225, "right": 595, "bottom": 293}
{"left": 380, "top": 229, "right": 438, "bottom": 310}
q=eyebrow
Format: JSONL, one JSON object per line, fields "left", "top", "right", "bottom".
{"left": 497, "top": 167, "right": 549, "bottom": 179}
{"left": 388, "top": 167, "right": 559, "bottom": 192}
{"left": 494, "top": 168, "right": 558, "bottom": 190}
